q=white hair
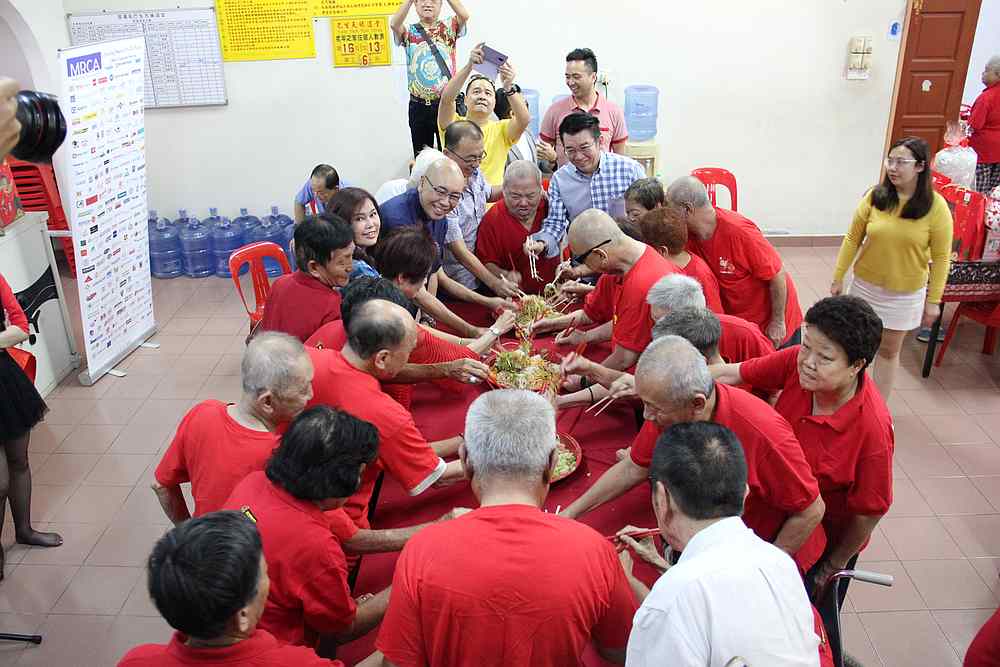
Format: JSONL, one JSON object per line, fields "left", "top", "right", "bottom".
{"left": 503, "top": 159, "right": 542, "bottom": 187}
{"left": 637, "top": 335, "right": 714, "bottom": 403}
{"left": 407, "top": 148, "right": 447, "bottom": 190}
{"left": 646, "top": 274, "right": 706, "bottom": 314}
{"left": 464, "top": 389, "right": 556, "bottom": 479}
{"left": 665, "top": 175, "right": 710, "bottom": 209}
{"left": 988, "top": 55, "right": 1000, "bottom": 75}
{"left": 242, "top": 331, "right": 308, "bottom": 398}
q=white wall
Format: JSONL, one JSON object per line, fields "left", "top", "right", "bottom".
{"left": 0, "top": 17, "right": 35, "bottom": 88}
{"left": 13, "top": 0, "right": 908, "bottom": 234}
{"left": 964, "top": 0, "right": 1000, "bottom": 105}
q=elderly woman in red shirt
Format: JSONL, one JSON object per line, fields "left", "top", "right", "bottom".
{"left": 0, "top": 272, "right": 62, "bottom": 574}
{"left": 970, "top": 55, "right": 1000, "bottom": 194}
{"left": 711, "top": 295, "right": 893, "bottom": 605}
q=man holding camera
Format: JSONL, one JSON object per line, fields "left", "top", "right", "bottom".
{"left": 1, "top": 78, "right": 19, "bottom": 159}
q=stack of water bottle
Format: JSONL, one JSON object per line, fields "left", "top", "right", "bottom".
{"left": 148, "top": 206, "right": 296, "bottom": 279}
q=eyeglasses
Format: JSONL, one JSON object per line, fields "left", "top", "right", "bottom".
{"left": 884, "top": 157, "right": 918, "bottom": 168}
{"left": 446, "top": 148, "right": 487, "bottom": 167}
{"left": 422, "top": 175, "right": 462, "bottom": 205}
{"left": 564, "top": 143, "right": 596, "bottom": 158}
{"left": 572, "top": 239, "right": 612, "bottom": 265}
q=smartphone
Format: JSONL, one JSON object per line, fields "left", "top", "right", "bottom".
{"left": 473, "top": 45, "right": 508, "bottom": 81}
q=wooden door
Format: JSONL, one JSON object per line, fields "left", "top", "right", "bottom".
{"left": 887, "top": 0, "right": 982, "bottom": 156}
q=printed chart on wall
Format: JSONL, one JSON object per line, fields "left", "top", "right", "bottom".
{"left": 332, "top": 16, "right": 391, "bottom": 67}
{"left": 56, "top": 37, "right": 155, "bottom": 385}
{"left": 215, "top": 0, "right": 317, "bottom": 61}
{"left": 312, "top": 0, "right": 401, "bottom": 17}
{"left": 68, "top": 8, "right": 227, "bottom": 108}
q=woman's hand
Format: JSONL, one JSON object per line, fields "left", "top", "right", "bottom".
{"left": 491, "top": 309, "right": 517, "bottom": 335}
{"left": 830, "top": 279, "right": 843, "bottom": 296}
{"left": 922, "top": 302, "right": 941, "bottom": 328}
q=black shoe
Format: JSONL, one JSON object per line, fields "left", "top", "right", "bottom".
{"left": 916, "top": 327, "right": 946, "bottom": 343}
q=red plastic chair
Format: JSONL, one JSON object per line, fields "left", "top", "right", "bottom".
{"left": 7, "top": 158, "right": 75, "bottom": 273}
{"left": 228, "top": 242, "right": 291, "bottom": 335}
{"left": 940, "top": 184, "right": 987, "bottom": 262}
{"left": 931, "top": 171, "right": 952, "bottom": 192}
{"left": 935, "top": 301, "right": 1000, "bottom": 367}
{"left": 691, "top": 167, "right": 738, "bottom": 211}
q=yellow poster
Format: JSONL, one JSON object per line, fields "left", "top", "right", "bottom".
{"left": 313, "top": 0, "right": 402, "bottom": 17}
{"left": 216, "top": 0, "right": 316, "bottom": 61}
{"left": 331, "top": 16, "right": 392, "bottom": 67}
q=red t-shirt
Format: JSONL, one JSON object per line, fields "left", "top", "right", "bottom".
{"left": 739, "top": 347, "right": 894, "bottom": 550}
{"left": 612, "top": 246, "right": 678, "bottom": 353}
{"left": 630, "top": 383, "right": 824, "bottom": 570}
{"left": 680, "top": 253, "right": 724, "bottom": 314}
{"left": 117, "top": 630, "right": 342, "bottom": 666}
{"left": 376, "top": 504, "right": 638, "bottom": 667}
{"left": 0, "top": 273, "right": 27, "bottom": 333}
{"left": 155, "top": 400, "right": 280, "bottom": 517}
{"left": 718, "top": 313, "right": 776, "bottom": 363}
{"left": 965, "top": 606, "right": 1000, "bottom": 667}
{"left": 259, "top": 271, "right": 342, "bottom": 342}
{"left": 475, "top": 199, "right": 559, "bottom": 295}
{"left": 305, "top": 347, "right": 445, "bottom": 529}
{"left": 583, "top": 274, "right": 619, "bottom": 323}
{"left": 223, "top": 472, "right": 356, "bottom": 647}
{"left": 688, "top": 208, "right": 802, "bottom": 343}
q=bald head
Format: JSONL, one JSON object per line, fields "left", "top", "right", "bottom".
{"left": 347, "top": 299, "right": 416, "bottom": 360}
{"left": 664, "top": 176, "right": 711, "bottom": 209}
{"left": 425, "top": 157, "right": 464, "bottom": 188}
{"left": 418, "top": 158, "right": 465, "bottom": 220}
{"left": 567, "top": 209, "right": 624, "bottom": 256}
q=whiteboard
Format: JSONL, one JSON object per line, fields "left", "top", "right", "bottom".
{"left": 68, "top": 7, "right": 227, "bottom": 109}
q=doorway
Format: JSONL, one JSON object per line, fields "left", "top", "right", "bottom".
{"left": 886, "top": 0, "right": 984, "bottom": 156}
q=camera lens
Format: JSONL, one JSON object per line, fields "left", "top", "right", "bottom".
{"left": 11, "top": 91, "right": 66, "bottom": 164}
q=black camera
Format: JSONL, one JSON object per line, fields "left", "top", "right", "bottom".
{"left": 11, "top": 91, "right": 66, "bottom": 164}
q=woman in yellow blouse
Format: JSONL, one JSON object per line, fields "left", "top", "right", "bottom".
{"left": 831, "top": 136, "right": 953, "bottom": 398}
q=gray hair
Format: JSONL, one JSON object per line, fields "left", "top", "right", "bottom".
{"left": 464, "top": 389, "right": 556, "bottom": 479}
{"left": 988, "top": 55, "right": 1000, "bottom": 75}
{"left": 407, "top": 148, "right": 447, "bottom": 190}
{"left": 652, "top": 306, "right": 722, "bottom": 358}
{"left": 647, "top": 274, "right": 706, "bottom": 314}
{"left": 242, "top": 332, "right": 308, "bottom": 399}
{"left": 503, "top": 159, "right": 542, "bottom": 187}
{"left": 664, "top": 175, "right": 710, "bottom": 209}
{"left": 636, "top": 335, "right": 714, "bottom": 403}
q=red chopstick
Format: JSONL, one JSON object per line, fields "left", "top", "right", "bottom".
{"left": 606, "top": 528, "right": 660, "bottom": 543}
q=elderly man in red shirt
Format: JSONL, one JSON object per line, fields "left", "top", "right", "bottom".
{"left": 970, "top": 55, "right": 1000, "bottom": 194}
{"left": 561, "top": 335, "right": 826, "bottom": 572}
{"left": 117, "top": 511, "right": 378, "bottom": 667}
{"left": 306, "top": 298, "right": 467, "bottom": 534}
{"left": 259, "top": 215, "right": 355, "bottom": 342}
{"left": 475, "top": 160, "right": 559, "bottom": 294}
{"left": 376, "top": 389, "right": 638, "bottom": 666}
{"left": 152, "top": 331, "right": 314, "bottom": 524}
{"left": 664, "top": 176, "right": 803, "bottom": 348}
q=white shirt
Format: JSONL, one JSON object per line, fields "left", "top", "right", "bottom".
{"left": 375, "top": 179, "right": 409, "bottom": 205}
{"left": 626, "top": 517, "right": 820, "bottom": 667}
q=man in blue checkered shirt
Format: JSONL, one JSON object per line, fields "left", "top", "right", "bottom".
{"left": 524, "top": 112, "right": 646, "bottom": 258}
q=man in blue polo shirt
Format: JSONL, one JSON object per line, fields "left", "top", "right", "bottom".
{"left": 293, "top": 164, "right": 352, "bottom": 223}
{"left": 381, "top": 157, "right": 509, "bottom": 336}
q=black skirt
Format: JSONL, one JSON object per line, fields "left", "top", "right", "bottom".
{"left": 0, "top": 349, "right": 48, "bottom": 441}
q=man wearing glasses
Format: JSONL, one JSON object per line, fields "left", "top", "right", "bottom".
{"left": 440, "top": 120, "right": 520, "bottom": 299}
{"left": 524, "top": 113, "right": 645, "bottom": 261}
{"left": 380, "top": 157, "right": 509, "bottom": 337}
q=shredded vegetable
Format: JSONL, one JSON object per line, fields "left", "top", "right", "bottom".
{"left": 490, "top": 342, "right": 562, "bottom": 393}
{"left": 553, "top": 445, "right": 578, "bottom": 478}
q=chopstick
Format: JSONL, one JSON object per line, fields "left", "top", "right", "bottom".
{"left": 606, "top": 528, "right": 660, "bottom": 543}
{"left": 585, "top": 394, "right": 615, "bottom": 414}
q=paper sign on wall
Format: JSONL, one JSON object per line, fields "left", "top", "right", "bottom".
{"left": 313, "top": 0, "right": 401, "bottom": 17}
{"left": 331, "top": 16, "right": 392, "bottom": 67}
{"left": 216, "top": 0, "right": 316, "bottom": 61}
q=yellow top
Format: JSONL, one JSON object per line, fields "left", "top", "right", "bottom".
{"left": 439, "top": 116, "right": 514, "bottom": 187}
{"left": 833, "top": 190, "right": 954, "bottom": 303}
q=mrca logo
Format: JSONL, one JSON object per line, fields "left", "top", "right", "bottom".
{"left": 67, "top": 52, "right": 102, "bottom": 77}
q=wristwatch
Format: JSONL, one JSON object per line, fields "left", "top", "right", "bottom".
{"left": 488, "top": 326, "right": 503, "bottom": 337}
{"left": 504, "top": 84, "right": 522, "bottom": 95}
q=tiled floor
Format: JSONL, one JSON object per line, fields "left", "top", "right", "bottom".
{"left": 2, "top": 244, "right": 999, "bottom": 666}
